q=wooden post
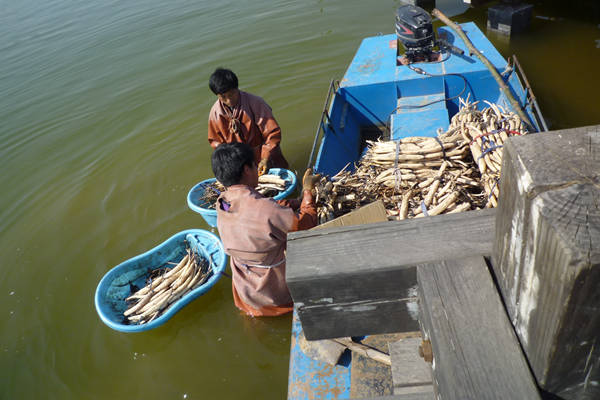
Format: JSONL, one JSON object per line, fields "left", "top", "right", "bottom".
{"left": 492, "top": 125, "right": 600, "bottom": 398}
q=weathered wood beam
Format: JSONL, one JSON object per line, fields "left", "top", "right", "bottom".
{"left": 492, "top": 125, "right": 600, "bottom": 399}
{"left": 418, "top": 256, "right": 541, "bottom": 399}
{"left": 297, "top": 298, "right": 420, "bottom": 340}
{"left": 389, "top": 337, "right": 433, "bottom": 396}
{"left": 286, "top": 208, "right": 496, "bottom": 340}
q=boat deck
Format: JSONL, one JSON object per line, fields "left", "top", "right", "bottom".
{"left": 287, "top": 310, "right": 431, "bottom": 399}
{"left": 287, "top": 311, "right": 352, "bottom": 399}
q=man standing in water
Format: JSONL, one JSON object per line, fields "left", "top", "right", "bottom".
{"left": 211, "top": 142, "right": 318, "bottom": 316}
{"left": 208, "top": 68, "right": 288, "bottom": 175}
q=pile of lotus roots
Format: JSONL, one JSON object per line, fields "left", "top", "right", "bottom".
{"left": 124, "top": 246, "right": 212, "bottom": 325}
{"left": 314, "top": 97, "right": 529, "bottom": 224}
{"left": 199, "top": 173, "right": 289, "bottom": 208}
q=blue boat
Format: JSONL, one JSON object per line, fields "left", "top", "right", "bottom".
{"left": 307, "top": 24, "right": 545, "bottom": 179}
{"left": 95, "top": 229, "right": 227, "bottom": 332}
{"left": 289, "top": 7, "right": 546, "bottom": 399}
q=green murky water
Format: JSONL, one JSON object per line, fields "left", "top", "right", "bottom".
{"left": 1, "top": 1, "right": 598, "bottom": 398}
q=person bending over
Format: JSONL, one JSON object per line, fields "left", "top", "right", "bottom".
{"left": 211, "top": 142, "right": 318, "bottom": 316}
{"left": 208, "top": 68, "right": 288, "bottom": 175}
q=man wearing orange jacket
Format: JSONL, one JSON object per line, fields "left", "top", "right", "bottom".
{"left": 208, "top": 68, "right": 288, "bottom": 175}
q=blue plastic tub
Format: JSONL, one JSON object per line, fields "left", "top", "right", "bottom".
{"left": 94, "top": 229, "right": 227, "bottom": 332}
{"left": 187, "top": 168, "right": 297, "bottom": 227}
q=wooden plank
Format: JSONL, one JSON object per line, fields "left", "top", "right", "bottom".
{"left": 286, "top": 208, "right": 496, "bottom": 339}
{"left": 288, "top": 208, "right": 496, "bottom": 296}
{"left": 297, "top": 298, "right": 419, "bottom": 340}
{"left": 417, "top": 256, "right": 540, "bottom": 400}
{"left": 492, "top": 126, "right": 600, "bottom": 398}
{"left": 389, "top": 336, "right": 434, "bottom": 396}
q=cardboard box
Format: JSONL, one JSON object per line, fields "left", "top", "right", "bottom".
{"left": 311, "top": 200, "right": 388, "bottom": 230}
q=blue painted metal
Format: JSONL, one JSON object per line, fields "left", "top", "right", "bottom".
{"left": 94, "top": 229, "right": 227, "bottom": 332}
{"left": 187, "top": 168, "right": 298, "bottom": 227}
{"left": 312, "top": 22, "right": 541, "bottom": 177}
{"left": 287, "top": 310, "right": 352, "bottom": 399}
{"left": 391, "top": 108, "right": 450, "bottom": 140}
{"left": 342, "top": 34, "right": 398, "bottom": 88}
{"left": 390, "top": 91, "right": 450, "bottom": 139}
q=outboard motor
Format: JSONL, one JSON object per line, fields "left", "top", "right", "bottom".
{"left": 395, "top": 5, "right": 436, "bottom": 64}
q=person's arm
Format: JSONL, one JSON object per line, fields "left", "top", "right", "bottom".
{"left": 258, "top": 118, "right": 281, "bottom": 162}
{"left": 276, "top": 198, "right": 300, "bottom": 211}
{"left": 251, "top": 97, "right": 282, "bottom": 163}
{"left": 288, "top": 190, "right": 317, "bottom": 232}
{"left": 208, "top": 112, "right": 225, "bottom": 149}
{"left": 287, "top": 169, "right": 320, "bottom": 232}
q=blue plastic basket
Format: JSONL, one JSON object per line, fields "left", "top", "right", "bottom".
{"left": 94, "top": 229, "right": 227, "bottom": 332}
{"left": 187, "top": 168, "right": 297, "bottom": 227}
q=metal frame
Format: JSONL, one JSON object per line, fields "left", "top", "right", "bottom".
{"left": 307, "top": 79, "right": 340, "bottom": 169}
{"left": 511, "top": 54, "right": 549, "bottom": 132}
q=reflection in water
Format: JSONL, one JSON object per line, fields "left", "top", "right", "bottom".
{"left": 435, "top": 0, "right": 470, "bottom": 17}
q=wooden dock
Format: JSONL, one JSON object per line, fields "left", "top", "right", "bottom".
{"left": 286, "top": 125, "right": 599, "bottom": 399}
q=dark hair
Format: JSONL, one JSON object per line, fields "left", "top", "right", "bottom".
{"left": 211, "top": 142, "right": 254, "bottom": 186}
{"left": 209, "top": 68, "right": 239, "bottom": 95}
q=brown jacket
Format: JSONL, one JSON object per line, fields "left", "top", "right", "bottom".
{"left": 216, "top": 185, "right": 316, "bottom": 316}
{"left": 208, "top": 91, "right": 288, "bottom": 168}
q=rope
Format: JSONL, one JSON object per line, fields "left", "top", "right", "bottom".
{"left": 469, "top": 128, "right": 523, "bottom": 146}
{"left": 434, "top": 136, "right": 447, "bottom": 160}
{"left": 488, "top": 178, "right": 499, "bottom": 200}
{"left": 394, "top": 141, "right": 402, "bottom": 190}
{"left": 420, "top": 200, "right": 429, "bottom": 217}
{"left": 476, "top": 138, "right": 503, "bottom": 161}
{"left": 223, "top": 105, "right": 244, "bottom": 141}
{"left": 394, "top": 140, "right": 401, "bottom": 170}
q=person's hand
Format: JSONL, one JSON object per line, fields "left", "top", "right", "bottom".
{"left": 258, "top": 158, "right": 268, "bottom": 176}
{"left": 302, "top": 168, "right": 321, "bottom": 193}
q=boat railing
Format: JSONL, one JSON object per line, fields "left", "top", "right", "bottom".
{"left": 307, "top": 79, "right": 340, "bottom": 169}
{"left": 510, "top": 54, "right": 549, "bottom": 132}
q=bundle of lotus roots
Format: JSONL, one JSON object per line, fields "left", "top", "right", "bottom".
{"left": 124, "top": 247, "right": 212, "bottom": 324}
{"left": 314, "top": 98, "right": 529, "bottom": 223}
{"left": 199, "top": 173, "right": 289, "bottom": 208}
{"left": 449, "top": 96, "right": 528, "bottom": 207}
